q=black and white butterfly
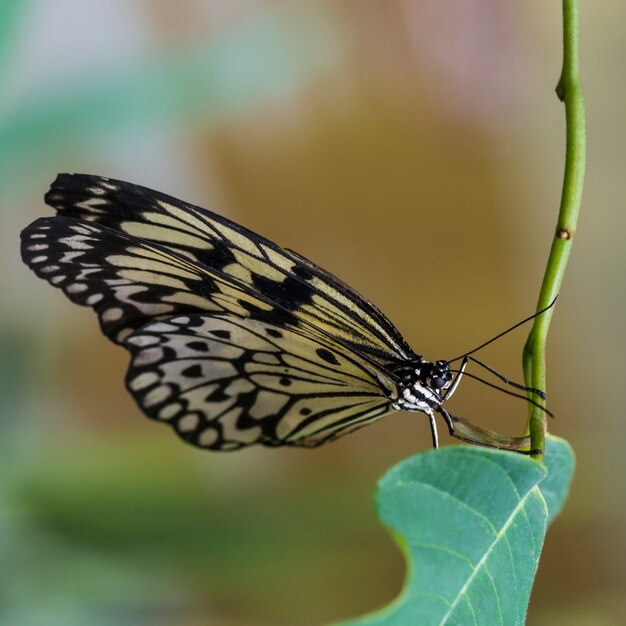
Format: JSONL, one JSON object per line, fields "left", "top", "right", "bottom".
{"left": 21, "top": 174, "right": 548, "bottom": 452}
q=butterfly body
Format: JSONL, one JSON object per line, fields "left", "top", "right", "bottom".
{"left": 389, "top": 359, "right": 453, "bottom": 409}
{"left": 21, "top": 174, "right": 535, "bottom": 453}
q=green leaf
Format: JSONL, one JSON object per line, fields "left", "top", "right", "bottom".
{"left": 338, "top": 436, "right": 574, "bottom": 626}
{"left": 538, "top": 435, "right": 575, "bottom": 525}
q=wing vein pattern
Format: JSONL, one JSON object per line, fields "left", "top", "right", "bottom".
{"left": 20, "top": 174, "right": 413, "bottom": 450}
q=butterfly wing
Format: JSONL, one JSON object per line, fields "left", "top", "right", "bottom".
{"left": 125, "top": 314, "right": 394, "bottom": 450}
{"left": 44, "top": 174, "right": 416, "bottom": 365}
{"left": 22, "top": 175, "right": 407, "bottom": 450}
{"left": 21, "top": 216, "right": 322, "bottom": 345}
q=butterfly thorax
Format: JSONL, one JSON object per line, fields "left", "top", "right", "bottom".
{"left": 389, "top": 359, "right": 453, "bottom": 413}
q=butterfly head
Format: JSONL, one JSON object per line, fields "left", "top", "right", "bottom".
{"left": 390, "top": 359, "right": 453, "bottom": 413}
{"left": 422, "top": 360, "right": 453, "bottom": 393}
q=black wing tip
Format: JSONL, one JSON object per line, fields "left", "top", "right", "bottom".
{"left": 47, "top": 172, "right": 103, "bottom": 192}
{"left": 44, "top": 173, "right": 119, "bottom": 209}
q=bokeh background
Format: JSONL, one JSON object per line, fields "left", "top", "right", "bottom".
{"left": 1, "top": 2, "right": 624, "bottom": 624}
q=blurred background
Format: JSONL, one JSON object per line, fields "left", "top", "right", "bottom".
{"left": 1, "top": 1, "right": 624, "bottom": 624}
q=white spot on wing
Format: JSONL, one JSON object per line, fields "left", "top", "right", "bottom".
{"left": 145, "top": 322, "right": 178, "bottom": 333}
{"left": 143, "top": 385, "right": 172, "bottom": 407}
{"left": 76, "top": 198, "right": 108, "bottom": 210}
{"left": 58, "top": 236, "right": 93, "bottom": 250}
{"left": 102, "top": 307, "right": 123, "bottom": 322}
{"left": 159, "top": 403, "right": 182, "bottom": 420}
{"left": 66, "top": 283, "right": 88, "bottom": 294}
{"left": 70, "top": 225, "right": 95, "bottom": 235}
{"left": 129, "top": 371, "right": 159, "bottom": 391}
{"left": 127, "top": 334, "right": 159, "bottom": 347}
{"left": 134, "top": 347, "right": 164, "bottom": 365}
{"left": 133, "top": 302, "right": 174, "bottom": 316}
{"left": 178, "top": 414, "right": 199, "bottom": 432}
{"left": 86, "top": 293, "right": 103, "bottom": 305}
{"left": 198, "top": 428, "right": 218, "bottom": 447}
{"left": 60, "top": 251, "right": 84, "bottom": 263}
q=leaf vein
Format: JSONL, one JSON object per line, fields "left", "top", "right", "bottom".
{"left": 437, "top": 489, "right": 534, "bottom": 626}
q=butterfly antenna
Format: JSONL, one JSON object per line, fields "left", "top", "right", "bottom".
{"left": 449, "top": 369, "right": 555, "bottom": 418}
{"left": 448, "top": 295, "right": 559, "bottom": 363}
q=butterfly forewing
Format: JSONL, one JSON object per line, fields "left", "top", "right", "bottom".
{"left": 21, "top": 215, "right": 345, "bottom": 348}
{"left": 44, "top": 173, "right": 416, "bottom": 365}
{"left": 125, "top": 314, "right": 393, "bottom": 449}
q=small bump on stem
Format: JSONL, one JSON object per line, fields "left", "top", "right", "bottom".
{"left": 556, "top": 228, "right": 574, "bottom": 240}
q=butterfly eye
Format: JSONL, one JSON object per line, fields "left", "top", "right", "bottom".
{"left": 431, "top": 376, "right": 446, "bottom": 390}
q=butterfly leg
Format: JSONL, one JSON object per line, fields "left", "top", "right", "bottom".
{"left": 426, "top": 409, "right": 439, "bottom": 449}
{"left": 438, "top": 406, "right": 541, "bottom": 456}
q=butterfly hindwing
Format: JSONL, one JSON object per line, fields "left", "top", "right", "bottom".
{"left": 125, "top": 314, "right": 393, "bottom": 450}
{"left": 44, "top": 173, "right": 416, "bottom": 364}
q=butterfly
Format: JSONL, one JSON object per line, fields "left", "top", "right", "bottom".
{"left": 21, "top": 174, "right": 547, "bottom": 453}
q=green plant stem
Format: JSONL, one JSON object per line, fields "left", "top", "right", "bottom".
{"left": 523, "top": 0, "right": 586, "bottom": 461}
